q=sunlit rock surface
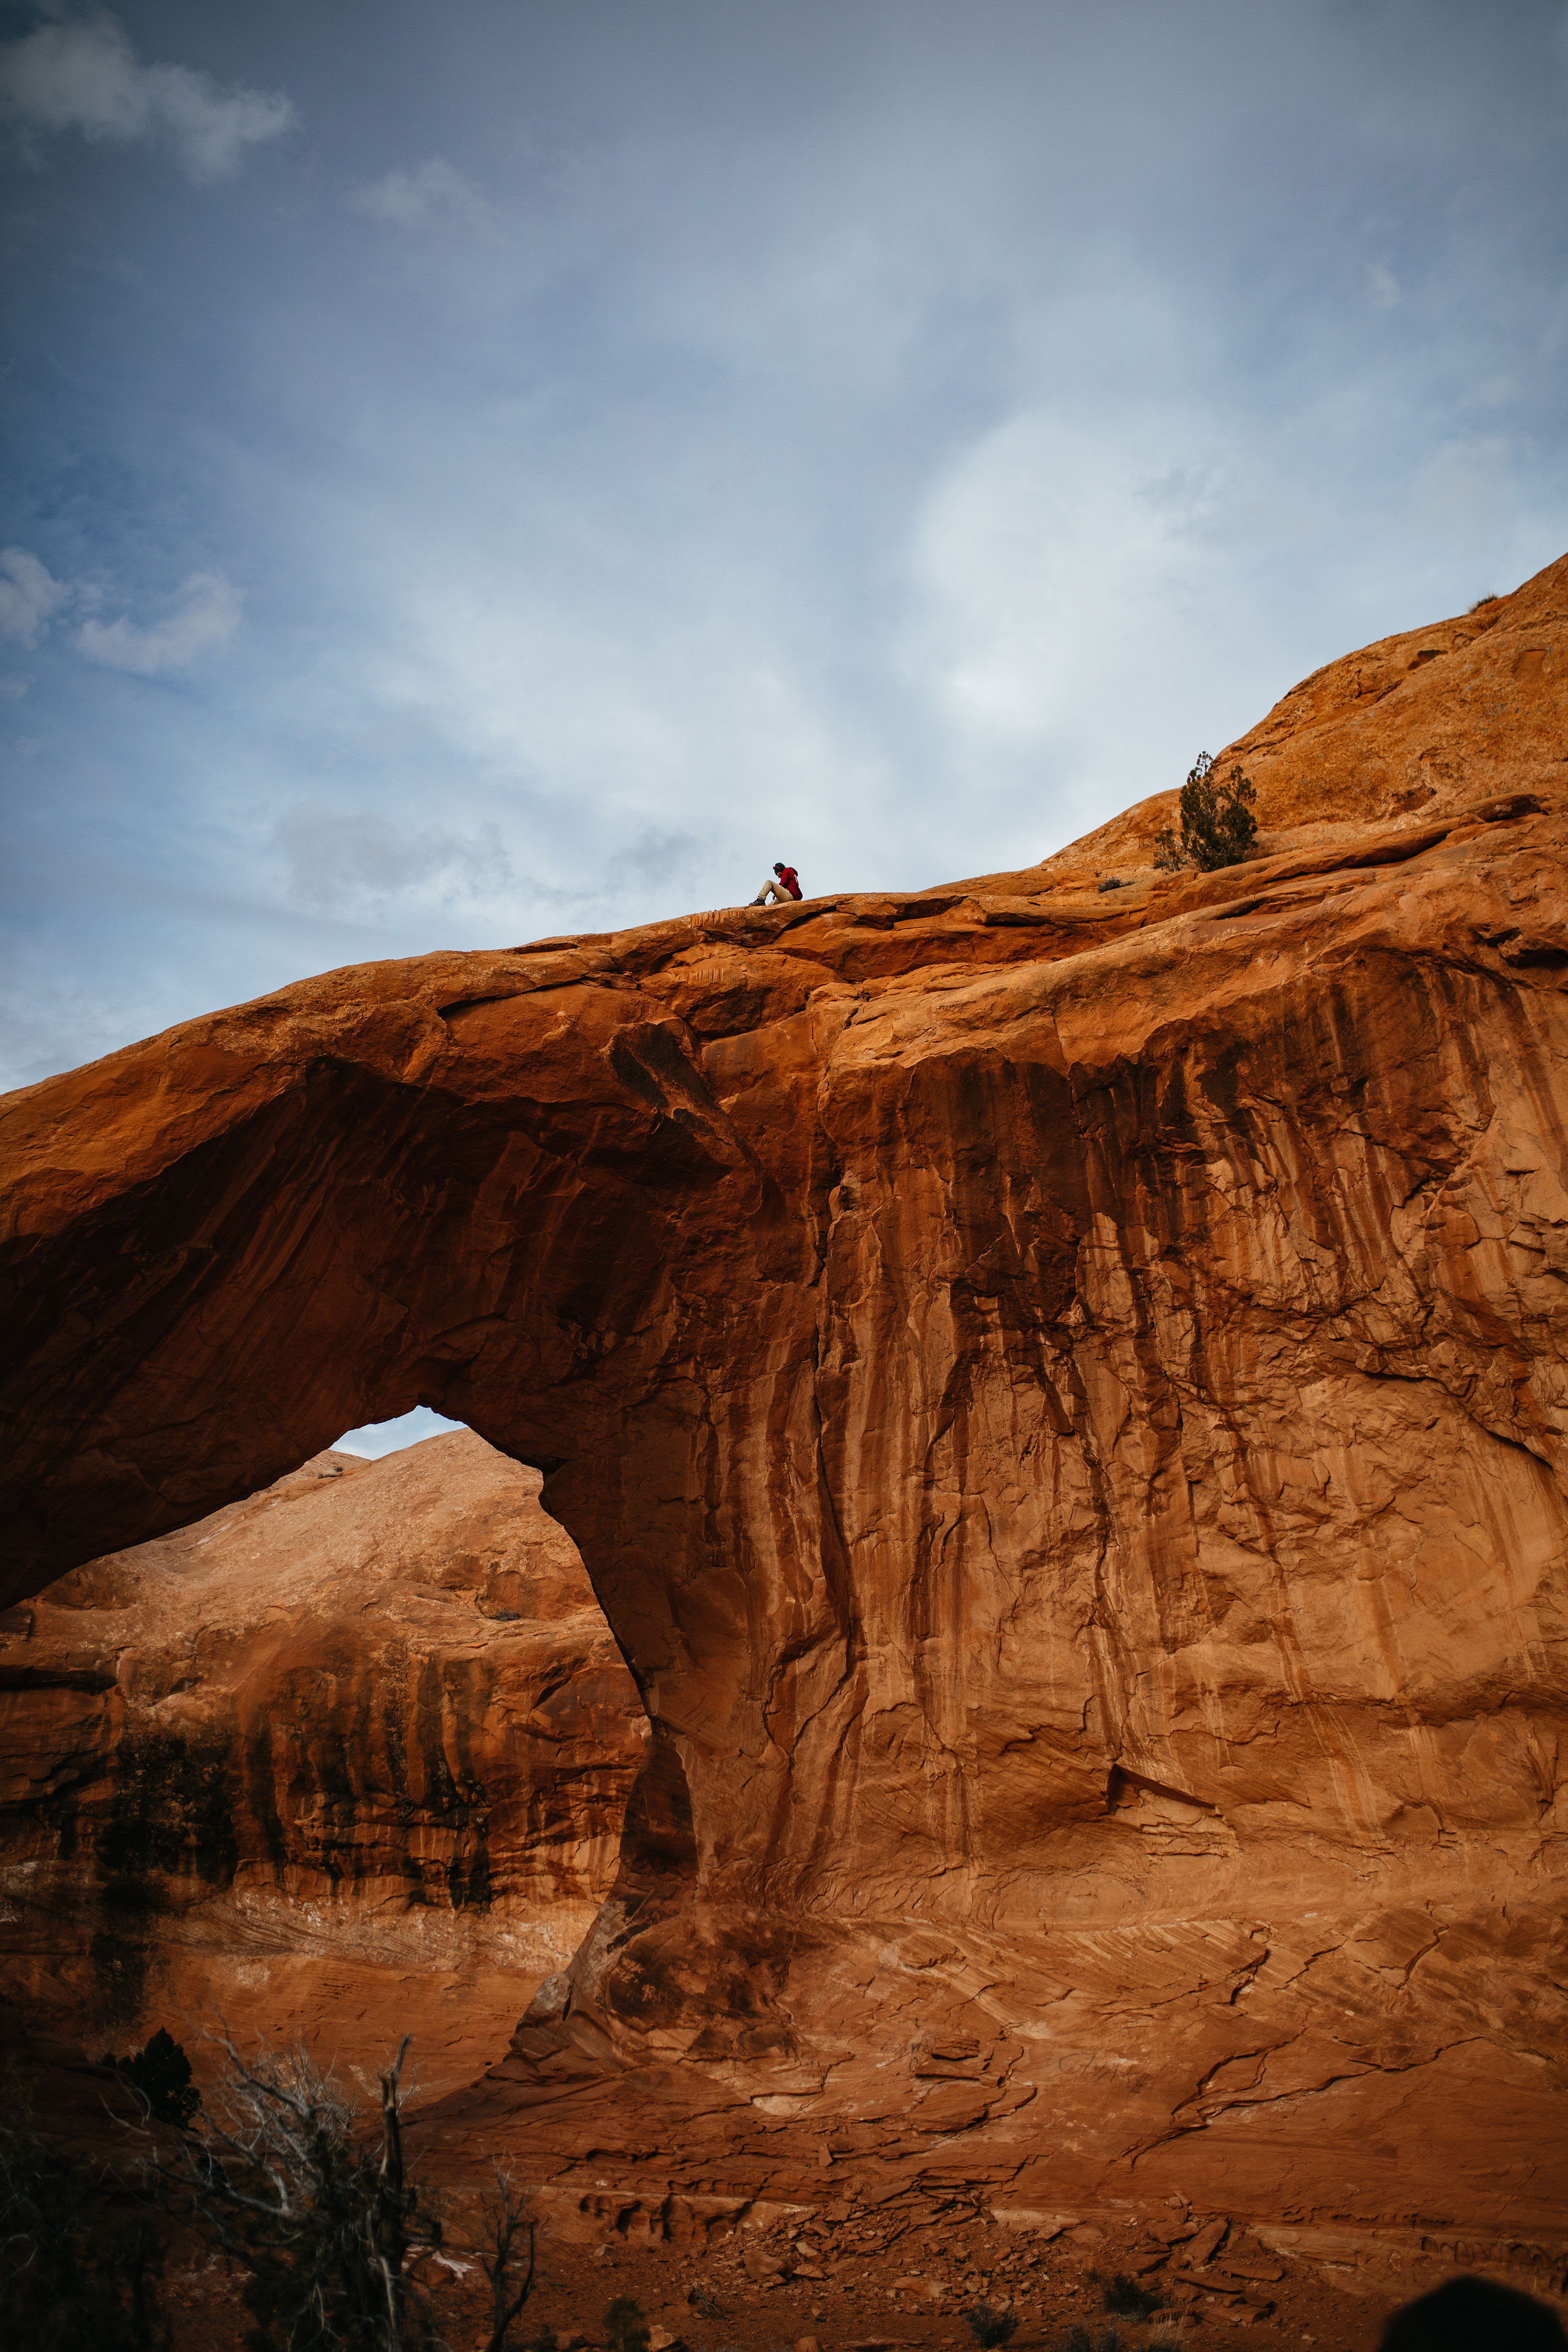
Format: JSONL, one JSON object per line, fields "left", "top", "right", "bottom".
{"left": 1, "top": 554, "right": 1565, "bottom": 2263}
{"left": 0, "top": 1432, "right": 647, "bottom": 2078}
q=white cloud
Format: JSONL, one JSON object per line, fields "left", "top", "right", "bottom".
{"left": 271, "top": 802, "right": 512, "bottom": 913}
{"left": 1365, "top": 261, "right": 1401, "bottom": 310}
{"left": 76, "top": 570, "right": 242, "bottom": 672}
{"left": 1405, "top": 434, "right": 1516, "bottom": 535}
{"left": 0, "top": 14, "right": 295, "bottom": 183}
{"left": 350, "top": 156, "right": 488, "bottom": 227}
{"left": 905, "top": 410, "right": 1248, "bottom": 760}
{"left": 344, "top": 555, "right": 899, "bottom": 910}
{"left": 0, "top": 545, "right": 69, "bottom": 646}
{"left": 0, "top": 547, "right": 242, "bottom": 672}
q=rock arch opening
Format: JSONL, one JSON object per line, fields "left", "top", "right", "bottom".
{"left": 0, "top": 1424, "right": 649, "bottom": 2079}
{"left": 331, "top": 1402, "right": 470, "bottom": 1458}
{"left": 4, "top": 715, "right": 1567, "bottom": 2238}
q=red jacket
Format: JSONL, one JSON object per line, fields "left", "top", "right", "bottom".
{"left": 776, "top": 866, "right": 802, "bottom": 900}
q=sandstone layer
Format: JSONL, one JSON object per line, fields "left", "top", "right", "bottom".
{"left": 0, "top": 1431, "right": 645, "bottom": 2079}
{"left": 2, "top": 554, "right": 1566, "bottom": 2276}
{"left": 1039, "top": 564, "right": 1568, "bottom": 881}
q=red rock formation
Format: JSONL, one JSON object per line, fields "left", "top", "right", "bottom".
{"left": 1036, "top": 559, "right": 1568, "bottom": 879}
{"left": 0, "top": 1432, "right": 646, "bottom": 2078}
{"left": 1, "top": 554, "right": 1565, "bottom": 2270}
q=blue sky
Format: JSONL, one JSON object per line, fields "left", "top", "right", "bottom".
{"left": 4, "top": 0, "right": 1567, "bottom": 1095}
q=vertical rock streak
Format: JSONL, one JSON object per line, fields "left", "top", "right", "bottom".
{"left": 3, "top": 555, "right": 1567, "bottom": 2231}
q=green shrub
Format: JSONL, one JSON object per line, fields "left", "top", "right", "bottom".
{"left": 102, "top": 2028, "right": 200, "bottom": 2131}
{"left": 1154, "top": 751, "right": 1258, "bottom": 873}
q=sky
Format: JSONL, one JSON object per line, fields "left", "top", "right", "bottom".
{"left": 335, "top": 1403, "right": 466, "bottom": 1459}
{"left": 4, "top": 0, "right": 1568, "bottom": 1105}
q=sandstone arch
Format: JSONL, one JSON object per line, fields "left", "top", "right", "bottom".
{"left": 0, "top": 1431, "right": 646, "bottom": 2073}
{"left": 5, "top": 560, "right": 1568, "bottom": 2243}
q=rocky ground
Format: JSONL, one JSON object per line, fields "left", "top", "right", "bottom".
{"left": 146, "top": 2191, "right": 1405, "bottom": 2352}
{"left": 2, "top": 2006, "right": 1500, "bottom": 2351}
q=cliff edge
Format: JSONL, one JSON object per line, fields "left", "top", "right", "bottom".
{"left": 1, "top": 554, "right": 1565, "bottom": 2266}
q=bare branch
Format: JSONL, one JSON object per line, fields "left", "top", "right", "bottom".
{"left": 132, "top": 2031, "right": 446, "bottom": 2348}
{"left": 478, "top": 2162, "right": 538, "bottom": 2352}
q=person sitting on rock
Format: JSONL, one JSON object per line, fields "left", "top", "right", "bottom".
{"left": 751, "top": 860, "right": 803, "bottom": 906}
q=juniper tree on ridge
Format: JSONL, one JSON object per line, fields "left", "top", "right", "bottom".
{"left": 1154, "top": 751, "right": 1258, "bottom": 873}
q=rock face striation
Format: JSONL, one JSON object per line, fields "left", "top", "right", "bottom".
{"left": 0, "top": 1432, "right": 646, "bottom": 2077}
{"left": 2, "top": 555, "right": 1566, "bottom": 2260}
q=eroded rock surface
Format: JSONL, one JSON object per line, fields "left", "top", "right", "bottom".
{"left": 2, "top": 555, "right": 1566, "bottom": 2262}
{"left": 0, "top": 1431, "right": 647, "bottom": 2077}
{"left": 1037, "top": 557, "right": 1568, "bottom": 879}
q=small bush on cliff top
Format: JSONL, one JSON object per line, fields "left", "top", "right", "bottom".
{"left": 102, "top": 2027, "right": 201, "bottom": 2131}
{"left": 1154, "top": 751, "right": 1258, "bottom": 874}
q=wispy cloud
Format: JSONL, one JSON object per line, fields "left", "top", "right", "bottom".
{"left": 0, "top": 12, "right": 295, "bottom": 183}
{"left": 272, "top": 802, "right": 512, "bottom": 914}
{"left": 0, "top": 548, "right": 243, "bottom": 671}
{"left": 903, "top": 406, "right": 1250, "bottom": 781}
{"left": 5, "top": 0, "right": 1568, "bottom": 1100}
{"left": 1405, "top": 434, "right": 1518, "bottom": 536}
{"left": 76, "top": 572, "right": 242, "bottom": 673}
{"left": 0, "top": 546, "right": 69, "bottom": 647}
{"left": 350, "top": 155, "right": 488, "bottom": 228}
